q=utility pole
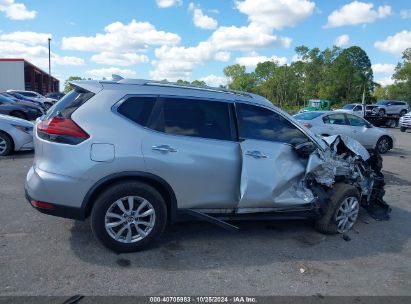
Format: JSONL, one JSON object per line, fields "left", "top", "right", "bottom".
{"left": 48, "top": 37, "right": 51, "bottom": 93}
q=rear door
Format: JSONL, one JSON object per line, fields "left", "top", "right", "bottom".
{"left": 235, "top": 103, "right": 314, "bottom": 209}
{"left": 345, "top": 114, "right": 375, "bottom": 148}
{"left": 141, "top": 96, "right": 240, "bottom": 209}
{"left": 322, "top": 113, "right": 351, "bottom": 136}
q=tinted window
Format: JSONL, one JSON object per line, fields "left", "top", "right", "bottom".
{"left": 150, "top": 97, "right": 233, "bottom": 141}
{"left": 342, "top": 104, "right": 355, "bottom": 110}
{"left": 376, "top": 101, "right": 389, "bottom": 105}
{"left": 346, "top": 114, "right": 368, "bottom": 127}
{"left": 19, "top": 92, "right": 38, "bottom": 97}
{"left": 353, "top": 105, "right": 362, "bottom": 111}
{"left": 45, "top": 88, "right": 94, "bottom": 119}
{"left": 323, "top": 113, "right": 348, "bottom": 125}
{"left": 117, "top": 96, "right": 156, "bottom": 126}
{"left": 237, "top": 103, "right": 308, "bottom": 145}
{"left": 294, "top": 112, "right": 323, "bottom": 120}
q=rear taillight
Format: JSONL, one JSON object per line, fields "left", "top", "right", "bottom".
{"left": 37, "top": 118, "right": 89, "bottom": 145}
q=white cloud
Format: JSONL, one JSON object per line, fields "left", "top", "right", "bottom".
{"left": 0, "top": 0, "right": 36, "bottom": 20}
{"left": 235, "top": 0, "right": 315, "bottom": 30}
{"left": 86, "top": 67, "right": 137, "bottom": 79}
{"left": 155, "top": 0, "right": 182, "bottom": 8}
{"left": 189, "top": 3, "right": 218, "bottom": 30}
{"left": 334, "top": 34, "right": 350, "bottom": 47}
{"left": 0, "top": 41, "right": 84, "bottom": 69}
{"left": 199, "top": 74, "right": 228, "bottom": 87}
{"left": 374, "top": 30, "right": 411, "bottom": 55}
{"left": 235, "top": 52, "right": 287, "bottom": 68}
{"left": 325, "top": 1, "right": 391, "bottom": 28}
{"left": 400, "top": 9, "right": 411, "bottom": 19}
{"left": 91, "top": 52, "right": 149, "bottom": 66}
{"left": 376, "top": 76, "right": 394, "bottom": 86}
{"left": 209, "top": 24, "right": 291, "bottom": 51}
{"left": 0, "top": 31, "right": 51, "bottom": 45}
{"left": 62, "top": 19, "right": 181, "bottom": 52}
{"left": 372, "top": 63, "right": 395, "bottom": 74}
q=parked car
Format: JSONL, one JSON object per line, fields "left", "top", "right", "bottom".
{"left": 299, "top": 99, "right": 332, "bottom": 113}
{"left": 0, "top": 114, "right": 34, "bottom": 156}
{"left": 399, "top": 112, "right": 411, "bottom": 132}
{"left": 372, "top": 100, "right": 409, "bottom": 116}
{"left": 26, "top": 78, "right": 387, "bottom": 252}
{"left": 337, "top": 103, "right": 378, "bottom": 117}
{"left": 0, "top": 94, "right": 44, "bottom": 120}
{"left": 293, "top": 111, "right": 395, "bottom": 154}
{"left": 5, "top": 91, "right": 46, "bottom": 109}
{"left": 7, "top": 90, "right": 57, "bottom": 109}
{"left": 46, "top": 92, "right": 65, "bottom": 100}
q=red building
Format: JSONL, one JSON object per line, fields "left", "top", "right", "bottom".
{"left": 0, "top": 58, "right": 59, "bottom": 94}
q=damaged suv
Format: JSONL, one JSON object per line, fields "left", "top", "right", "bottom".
{"left": 25, "top": 78, "right": 389, "bottom": 252}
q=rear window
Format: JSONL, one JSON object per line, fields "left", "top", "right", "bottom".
{"left": 45, "top": 88, "right": 94, "bottom": 119}
{"left": 117, "top": 96, "right": 157, "bottom": 126}
{"left": 294, "top": 112, "right": 323, "bottom": 120}
{"left": 342, "top": 104, "right": 355, "bottom": 110}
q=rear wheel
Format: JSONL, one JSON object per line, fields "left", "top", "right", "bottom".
{"left": 91, "top": 181, "right": 167, "bottom": 252}
{"left": 0, "top": 132, "right": 14, "bottom": 156}
{"left": 400, "top": 109, "right": 407, "bottom": 116}
{"left": 315, "top": 183, "right": 360, "bottom": 234}
{"left": 376, "top": 136, "right": 391, "bottom": 154}
{"left": 378, "top": 108, "right": 385, "bottom": 116}
{"left": 400, "top": 127, "right": 406, "bottom": 132}
{"left": 10, "top": 111, "right": 27, "bottom": 120}
{"left": 44, "top": 102, "right": 53, "bottom": 110}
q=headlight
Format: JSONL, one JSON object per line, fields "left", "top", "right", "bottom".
{"left": 12, "top": 125, "right": 33, "bottom": 133}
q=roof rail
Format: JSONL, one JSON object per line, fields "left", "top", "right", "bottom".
{"left": 116, "top": 78, "right": 253, "bottom": 98}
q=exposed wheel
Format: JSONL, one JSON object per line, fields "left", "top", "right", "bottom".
{"left": 91, "top": 181, "right": 167, "bottom": 252}
{"left": 0, "top": 132, "right": 14, "bottom": 156}
{"left": 376, "top": 136, "right": 391, "bottom": 154}
{"left": 44, "top": 102, "right": 53, "bottom": 110}
{"left": 315, "top": 183, "right": 360, "bottom": 234}
{"left": 400, "top": 110, "right": 407, "bottom": 116}
{"left": 10, "top": 111, "right": 27, "bottom": 120}
{"left": 378, "top": 108, "right": 385, "bottom": 116}
{"left": 400, "top": 127, "right": 406, "bottom": 132}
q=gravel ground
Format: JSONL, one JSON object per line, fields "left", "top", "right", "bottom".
{"left": 0, "top": 128, "right": 410, "bottom": 296}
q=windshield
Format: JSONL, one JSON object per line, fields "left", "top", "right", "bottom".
{"left": 294, "top": 112, "right": 323, "bottom": 120}
{"left": 343, "top": 104, "right": 355, "bottom": 110}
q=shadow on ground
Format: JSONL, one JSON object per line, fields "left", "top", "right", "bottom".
{"left": 68, "top": 204, "right": 411, "bottom": 271}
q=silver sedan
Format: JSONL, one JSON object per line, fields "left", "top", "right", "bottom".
{"left": 293, "top": 111, "right": 395, "bottom": 154}
{"left": 0, "top": 114, "right": 34, "bottom": 156}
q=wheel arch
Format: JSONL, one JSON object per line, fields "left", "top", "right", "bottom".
{"left": 0, "top": 130, "right": 15, "bottom": 152}
{"left": 82, "top": 172, "right": 178, "bottom": 223}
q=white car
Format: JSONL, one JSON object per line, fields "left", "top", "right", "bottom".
{"left": 0, "top": 114, "right": 34, "bottom": 156}
{"left": 336, "top": 103, "right": 378, "bottom": 117}
{"left": 7, "top": 90, "right": 57, "bottom": 110}
{"left": 293, "top": 111, "right": 395, "bottom": 154}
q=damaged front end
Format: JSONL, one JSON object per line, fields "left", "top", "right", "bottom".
{"left": 301, "top": 135, "right": 390, "bottom": 221}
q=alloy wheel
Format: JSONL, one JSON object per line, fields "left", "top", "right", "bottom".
{"left": 0, "top": 138, "right": 7, "bottom": 154}
{"left": 378, "top": 138, "right": 390, "bottom": 154}
{"left": 334, "top": 196, "right": 359, "bottom": 233}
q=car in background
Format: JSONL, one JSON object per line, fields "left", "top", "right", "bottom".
{"left": 7, "top": 90, "right": 57, "bottom": 110}
{"left": 399, "top": 112, "right": 411, "bottom": 132}
{"left": 299, "top": 99, "right": 332, "bottom": 113}
{"left": 5, "top": 91, "right": 46, "bottom": 109}
{"left": 45, "top": 92, "right": 65, "bottom": 100}
{"left": 337, "top": 103, "right": 378, "bottom": 117}
{"left": 293, "top": 111, "right": 395, "bottom": 154}
{"left": 372, "top": 100, "right": 409, "bottom": 116}
{"left": 0, "top": 94, "right": 44, "bottom": 120}
{"left": 0, "top": 114, "right": 34, "bottom": 156}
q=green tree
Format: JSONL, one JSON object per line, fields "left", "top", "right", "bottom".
{"left": 63, "top": 76, "right": 84, "bottom": 93}
{"left": 191, "top": 80, "right": 206, "bottom": 86}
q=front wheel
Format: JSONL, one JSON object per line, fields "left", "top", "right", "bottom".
{"left": 400, "top": 127, "right": 406, "bottom": 132}
{"left": 376, "top": 136, "right": 391, "bottom": 154}
{"left": 400, "top": 110, "right": 407, "bottom": 116}
{"left": 91, "top": 181, "right": 167, "bottom": 252}
{"left": 378, "top": 109, "right": 385, "bottom": 116}
{"left": 0, "top": 132, "right": 14, "bottom": 156}
{"left": 315, "top": 183, "right": 360, "bottom": 234}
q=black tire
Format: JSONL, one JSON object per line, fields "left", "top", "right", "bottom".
{"left": 91, "top": 181, "right": 167, "bottom": 253}
{"left": 44, "top": 102, "right": 53, "bottom": 110}
{"left": 10, "top": 111, "right": 27, "bottom": 120}
{"left": 315, "top": 183, "right": 360, "bottom": 234}
{"left": 376, "top": 136, "right": 392, "bottom": 154}
{"left": 0, "top": 131, "right": 14, "bottom": 156}
{"left": 378, "top": 108, "right": 385, "bottom": 116}
{"left": 400, "top": 127, "right": 406, "bottom": 132}
{"left": 400, "top": 110, "right": 407, "bottom": 116}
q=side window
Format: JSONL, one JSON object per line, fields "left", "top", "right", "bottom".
{"left": 323, "top": 114, "right": 347, "bottom": 125}
{"left": 150, "top": 97, "right": 233, "bottom": 141}
{"left": 346, "top": 114, "right": 367, "bottom": 127}
{"left": 354, "top": 105, "right": 362, "bottom": 111}
{"left": 117, "top": 96, "right": 157, "bottom": 126}
{"left": 236, "top": 103, "right": 308, "bottom": 145}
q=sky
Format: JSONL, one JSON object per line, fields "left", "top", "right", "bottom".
{"left": 0, "top": 0, "right": 410, "bottom": 89}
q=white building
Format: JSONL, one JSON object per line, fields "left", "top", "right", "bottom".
{"left": 0, "top": 58, "right": 59, "bottom": 94}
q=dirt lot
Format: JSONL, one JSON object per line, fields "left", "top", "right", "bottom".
{"left": 0, "top": 129, "right": 410, "bottom": 296}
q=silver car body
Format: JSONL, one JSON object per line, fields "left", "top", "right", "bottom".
{"left": 0, "top": 114, "right": 34, "bottom": 151}
{"left": 373, "top": 100, "right": 409, "bottom": 115}
{"left": 7, "top": 90, "right": 57, "bottom": 106}
{"left": 294, "top": 111, "right": 395, "bottom": 150}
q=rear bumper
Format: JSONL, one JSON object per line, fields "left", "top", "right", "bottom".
{"left": 25, "top": 188, "right": 85, "bottom": 220}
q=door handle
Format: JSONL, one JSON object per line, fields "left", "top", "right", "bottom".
{"left": 245, "top": 150, "right": 268, "bottom": 159}
{"left": 152, "top": 145, "right": 177, "bottom": 153}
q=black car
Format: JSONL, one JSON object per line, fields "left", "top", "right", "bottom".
{"left": 45, "top": 92, "right": 65, "bottom": 100}
{"left": 0, "top": 94, "right": 44, "bottom": 120}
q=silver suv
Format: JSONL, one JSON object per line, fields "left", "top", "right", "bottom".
{"left": 373, "top": 100, "right": 409, "bottom": 116}
{"left": 25, "top": 78, "right": 387, "bottom": 252}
